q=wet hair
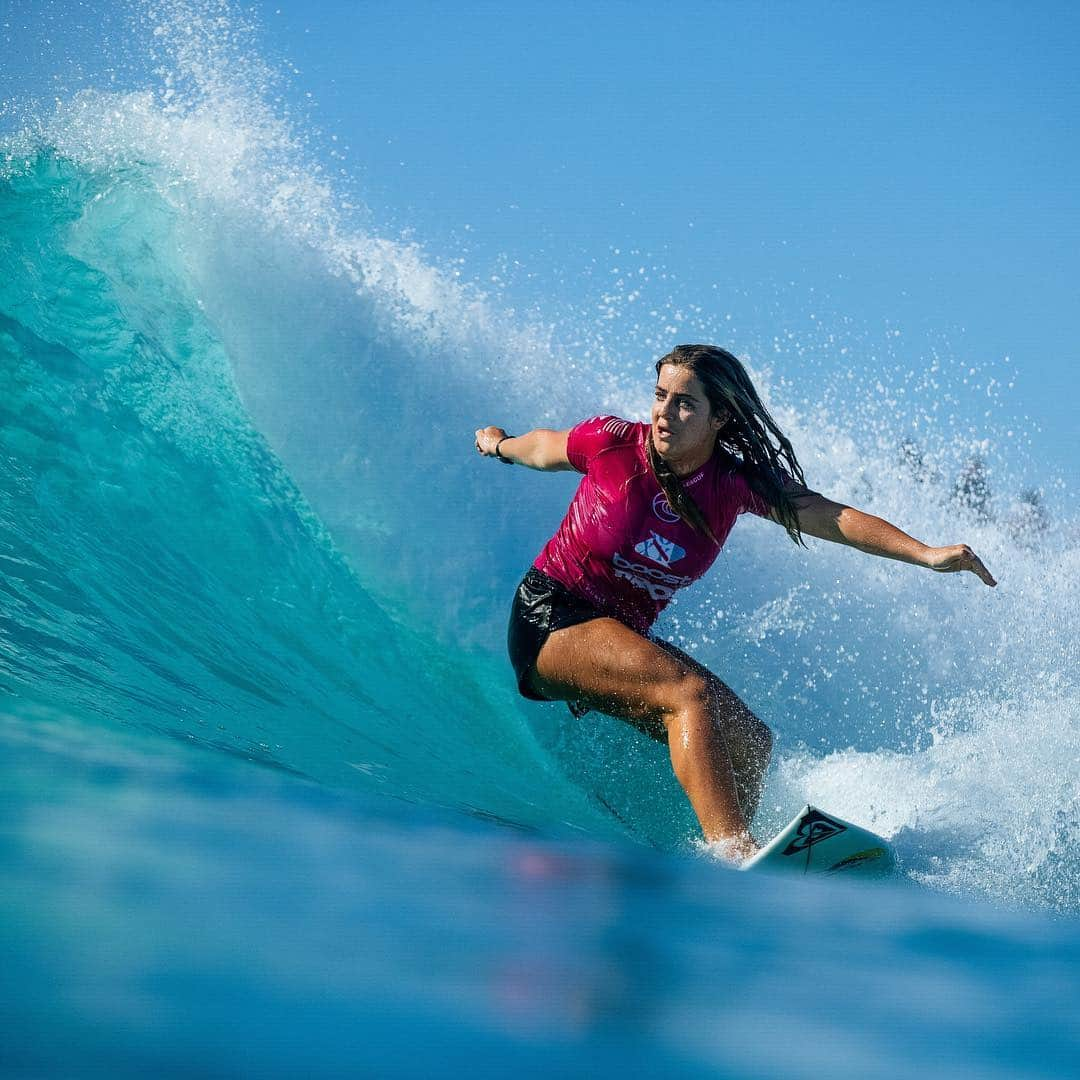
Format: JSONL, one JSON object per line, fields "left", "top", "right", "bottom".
{"left": 647, "top": 344, "right": 808, "bottom": 546}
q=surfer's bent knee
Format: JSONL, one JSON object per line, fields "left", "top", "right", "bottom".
{"left": 661, "top": 670, "right": 715, "bottom": 727}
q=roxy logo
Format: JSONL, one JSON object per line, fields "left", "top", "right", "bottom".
{"left": 652, "top": 492, "right": 680, "bottom": 523}
{"left": 781, "top": 809, "right": 848, "bottom": 856}
{"left": 634, "top": 531, "right": 686, "bottom": 567}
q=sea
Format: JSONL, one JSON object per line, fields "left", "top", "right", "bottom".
{"left": 2, "top": 3, "right": 1078, "bottom": 1077}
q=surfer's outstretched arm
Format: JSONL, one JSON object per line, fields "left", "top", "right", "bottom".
{"left": 474, "top": 426, "right": 576, "bottom": 471}
{"left": 784, "top": 491, "right": 997, "bottom": 587}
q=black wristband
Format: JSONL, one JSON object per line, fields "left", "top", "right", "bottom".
{"left": 494, "top": 436, "right": 514, "bottom": 464}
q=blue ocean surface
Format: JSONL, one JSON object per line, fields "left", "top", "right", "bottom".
{"left": 2, "top": 3, "right": 1078, "bottom": 1076}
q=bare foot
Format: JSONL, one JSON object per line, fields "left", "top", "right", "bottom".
{"left": 705, "top": 832, "right": 760, "bottom": 867}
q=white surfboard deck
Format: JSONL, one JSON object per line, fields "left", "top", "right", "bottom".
{"left": 742, "top": 805, "right": 895, "bottom": 878}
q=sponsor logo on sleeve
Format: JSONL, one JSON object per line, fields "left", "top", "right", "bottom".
{"left": 601, "top": 418, "right": 632, "bottom": 439}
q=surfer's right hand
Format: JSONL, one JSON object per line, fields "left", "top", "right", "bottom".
{"left": 474, "top": 426, "right": 509, "bottom": 460}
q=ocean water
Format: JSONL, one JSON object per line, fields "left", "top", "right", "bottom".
{"left": 2, "top": 3, "right": 1078, "bottom": 1076}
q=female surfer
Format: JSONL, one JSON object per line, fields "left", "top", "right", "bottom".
{"left": 475, "top": 344, "right": 996, "bottom": 863}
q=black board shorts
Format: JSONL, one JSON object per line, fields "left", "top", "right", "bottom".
{"left": 507, "top": 568, "right": 606, "bottom": 701}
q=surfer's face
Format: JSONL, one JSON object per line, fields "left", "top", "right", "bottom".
{"left": 652, "top": 364, "right": 729, "bottom": 466}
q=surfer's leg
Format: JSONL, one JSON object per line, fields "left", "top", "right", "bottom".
{"left": 529, "top": 617, "right": 756, "bottom": 854}
{"left": 653, "top": 641, "right": 773, "bottom": 825}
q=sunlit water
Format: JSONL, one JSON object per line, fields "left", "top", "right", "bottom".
{"left": 1, "top": 2, "right": 1078, "bottom": 1075}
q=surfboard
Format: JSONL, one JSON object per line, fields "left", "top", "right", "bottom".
{"left": 742, "top": 805, "right": 895, "bottom": 879}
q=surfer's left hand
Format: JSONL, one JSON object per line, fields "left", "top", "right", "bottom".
{"left": 925, "top": 544, "right": 997, "bottom": 586}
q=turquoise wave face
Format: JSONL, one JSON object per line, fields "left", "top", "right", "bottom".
{"left": 0, "top": 150, "right": 627, "bottom": 838}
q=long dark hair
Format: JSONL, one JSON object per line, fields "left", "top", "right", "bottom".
{"left": 647, "top": 344, "right": 807, "bottom": 546}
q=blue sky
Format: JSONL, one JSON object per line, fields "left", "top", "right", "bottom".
{"left": 4, "top": 0, "right": 1078, "bottom": 489}
{"left": 262, "top": 0, "right": 1078, "bottom": 488}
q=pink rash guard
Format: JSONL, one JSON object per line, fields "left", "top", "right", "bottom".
{"left": 533, "top": 415, "right": 772, "bottom": 635}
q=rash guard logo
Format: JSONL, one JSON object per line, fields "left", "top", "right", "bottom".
{"left": 612, "top": 551, "right": 692, "bottom": 601}
{"left": 634, "top": 532, "right": 686, "bottom": 567}
{"left": 601, "top": 418, "right": 633, "bottom": 439}
{"left": 652, "top": 492, "right": 680, "bottom": 523}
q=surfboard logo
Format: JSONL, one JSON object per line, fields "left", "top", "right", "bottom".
{"left": 781, "top": 809, "right": 847, "bottom": 856}
{"left": 634, "top": 531, "right": 686, "bottom": 567}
